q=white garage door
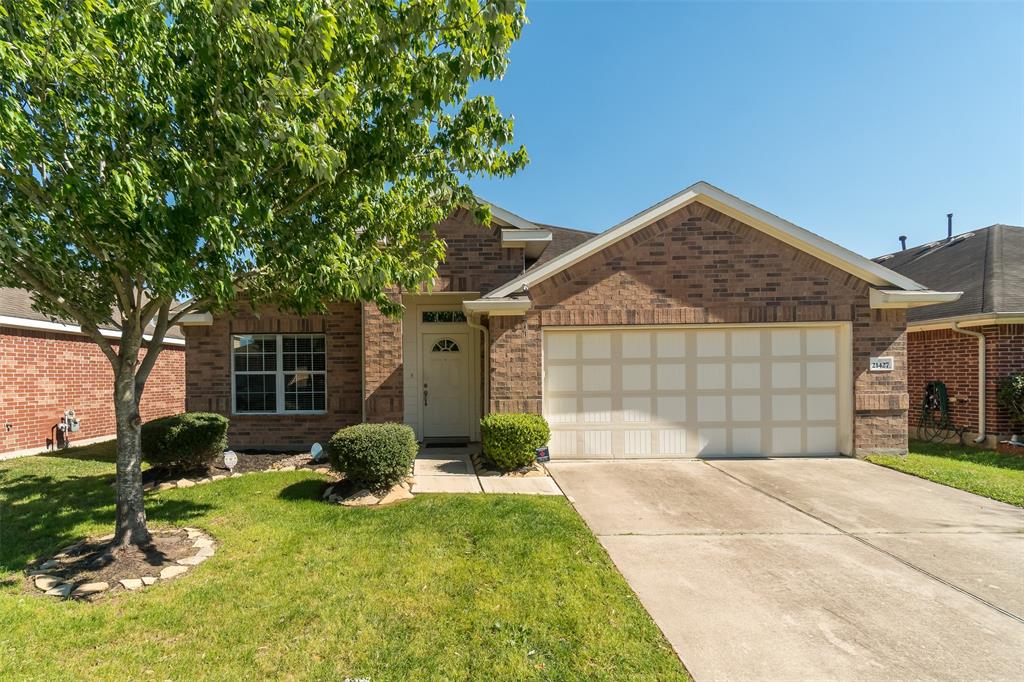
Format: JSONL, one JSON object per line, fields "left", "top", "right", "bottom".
{"left": 543, "top": 326, "right": 848, "bottom": 459}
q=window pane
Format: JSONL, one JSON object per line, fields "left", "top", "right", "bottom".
{"left": 283, "top": 370, "right": 325, "bottom": 412}
{"left": 422, "top": 310, "right": 467, "bottom": 323}
{"left": 235, "top": 373, "right": 276, "bottom": 412}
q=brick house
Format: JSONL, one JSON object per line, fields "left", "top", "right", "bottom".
{"left": 182, "top": 182, "right": 959, "bottom": 457}
{"left": 875, "top": 223, "right": 1024, "bottom": 445}
{"left": 0, "top": 288, "right": 186, "bottom": 457}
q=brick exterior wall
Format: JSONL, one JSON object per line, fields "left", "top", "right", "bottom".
{"left": 186, "top": 203, "right": 911, "bottom": 454}
{"left": 187, "top": 209, "right": 522, "bottom": 445}
{"left": 0, "top": 327, "right": 185, "bottom": 454}
{"left": 361, "top": 209, "right": 524, "bottom": 422}
{"left": 488, "top": 201, "right": 909, "bottom": 455}
{"left": 184, "top": 302, "right": 362, "bottom": 450}
{"left": 908, "top": 324, "right": 1024, "bottom": 439}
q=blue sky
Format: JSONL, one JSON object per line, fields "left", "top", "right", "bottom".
{"left": 470, "top": 1, "right": 1023, "bottom": 258}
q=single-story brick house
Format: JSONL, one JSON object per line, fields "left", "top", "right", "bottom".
{"left": 0, "top": 288, "right": 186, "bottom": 457}
{"left": 875, "top": 223, "right": 1024, "bottom": 445}
{"left": 182, "top": 182, "right": 961, "bottom": 458}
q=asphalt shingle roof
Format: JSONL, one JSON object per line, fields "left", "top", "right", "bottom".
{"left": 873, "top": 224, "right": 1024, "bottom": 323}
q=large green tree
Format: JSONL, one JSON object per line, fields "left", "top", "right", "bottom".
{"left": 0, "top": 0, "right": 527, "bottom": 548}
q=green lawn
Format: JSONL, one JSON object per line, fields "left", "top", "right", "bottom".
{"left": 0, "top": 446, "right": 688, "bottom": 680}
{"left": 868, "top": 440, "right": 1024, "bottom": 507}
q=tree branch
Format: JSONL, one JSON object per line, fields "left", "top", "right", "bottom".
{"left": 135, "top": 300, "right": 170, "bottom": 402}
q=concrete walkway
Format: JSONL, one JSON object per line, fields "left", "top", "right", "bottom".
{"left": 549, "top": 457, "right": 1024, "bottom": 682}
{"left": 411, "top": 446, "right": 561, "bottom": 495}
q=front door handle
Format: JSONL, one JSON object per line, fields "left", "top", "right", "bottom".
{"left": 423, "top": 385, "right": 428, "bottom": 406}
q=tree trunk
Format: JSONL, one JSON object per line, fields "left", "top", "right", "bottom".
{"left": 112, "top": 362, "right": 151, "bottom": 547}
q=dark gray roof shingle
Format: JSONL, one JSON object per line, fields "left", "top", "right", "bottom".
{"left": 873, "top": 224, "right": 1024, "bottom": 323}
{"left": 526, "top": 223, "right": 597, "bottom": 271}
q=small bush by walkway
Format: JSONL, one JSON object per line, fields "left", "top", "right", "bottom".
{"left": 0, "top": 452, "right": 688, "bottom": 679}
{"left": 868, "top": 440, "right": 1024, "bottom": 507}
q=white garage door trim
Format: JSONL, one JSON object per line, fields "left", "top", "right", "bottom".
{"left": 542, "top": 322, "right": 853, "bottom": 459}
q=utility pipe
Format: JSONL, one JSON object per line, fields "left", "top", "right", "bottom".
{"left": 951, "top": 322, "right": 986, "bottom": 444}
{"left": 466, "top": 312, "right": 490, "bottom": 417}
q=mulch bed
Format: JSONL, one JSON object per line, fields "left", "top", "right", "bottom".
{"left": 139, "top": 451, "right": 323, "bottom": 486}
{"left": 25, "top": 530, "right": 200, "bottom": 601}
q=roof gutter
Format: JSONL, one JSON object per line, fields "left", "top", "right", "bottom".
{"left": 462, "top": 298, "right": 532, "bottom": 316}
{"left": 950, "top": 322, "right": 986, "bottom": 444}
{"left": 0, "top": 314, "right": 186, "bottom": 346}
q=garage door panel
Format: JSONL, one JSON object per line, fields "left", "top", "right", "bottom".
{"left": 544, "top": 326, "right": 845, "bottom": 459}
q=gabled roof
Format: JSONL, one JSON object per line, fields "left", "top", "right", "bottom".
{"left": 484, "top": 181, "right": 928, "bottom": 299}
{"left": 873, "top": 224, "right": 1024, "bottom": 323}
{"left": 0, "top": 287, "right": 185, "bottom": 343}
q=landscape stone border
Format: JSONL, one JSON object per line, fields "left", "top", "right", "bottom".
{"left": 29, "top": 528, "right": 217, "bottom": 600}
{"left": 322, "top": 478, "right": 415, "bottom": 507}
{"left": 144, "top": 466, "right": 334, "bottom": 493}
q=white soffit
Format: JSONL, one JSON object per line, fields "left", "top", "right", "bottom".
{"left": 462, "top": 298, "right": 533, "bottom": 316}
{"left": 485, "top": 181, "right": 928, "bottom": 298}
{"left": 869, "top": 289, "right": 963, "bottom": 309}
{"left": 500, "top": 228, "right": 553, "bottom": 259}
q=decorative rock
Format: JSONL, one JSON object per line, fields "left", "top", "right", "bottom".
{"left": 378, "top": 485, "right": 414, "bottom": 505}
{"left": 196, "top": 478, "right": 212, "bottom": 485}
{"left": 177, "top": 555, "right": 208, "bottom": 566}
{"left": 34, "top": 575, "right": 62, "bottom": 591}
{"left": 341, "top": 489, "right": 380, "bottom": 507}
{"left": 141, "top": 576, "right": 158, "bottom": 586}
{"left": 176, "top": 479, "right": 195, "bottom": 488}
{"left": 98, "top": 533, "right": 115, "bottom": 542}
{"left": 72, "top": 581, "right": 109, "bottom": 597}
{"left": 321, "top": 486, "right": 335, "bottom": 500}
{"left": 45, "top": 583, "right": 73, "bottom": 598}
{"left": 230, "top": 472, "right": 244, "bottom": 478}
{"left": 194, "top": 546, "right": 215, "bottom": 558}
{"left": 156, "top": 482, "right": 176, "bottom": 491}
{"left": 314, "top": 467, "right": 329, "bottom": 474}
{"left": 192, "top": 537, "right": 214, "bottom": 549}
{"left": 160, "top": 565, "right": 188, "bottom": 580}
{"left": 142, "top": 482, "right": 157, "bottom": 491}
{"left": 120, "top": 578, "right": 144, "bottom": 591}
{"left": 211, "top": 475, "right": 226, "bottom": 481}
{"left": 277, "top": 465, "right": 296, "bottom": 472}
{"left": 327, "top": 494, "right": 342, "bottom": 504}
{"left": 39, "top": 559, "right": 60, "bottom": 570}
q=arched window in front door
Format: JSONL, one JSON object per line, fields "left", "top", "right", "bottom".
{"left": 431, "top": 338, "right": 460, "bottom": 353}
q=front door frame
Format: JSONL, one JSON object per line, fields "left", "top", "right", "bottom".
{"left": 402, "top": 293, "right": 482, "bottom": 441}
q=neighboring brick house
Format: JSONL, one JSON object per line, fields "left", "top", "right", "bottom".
{"left": 0, "top": 288, "right": 186, "bottom": 457}
{"left": 875, "top": 223, "right": 1024, "bottom": 445}
{"left": 183, "top": 182, "right": 959, "bottom": 457}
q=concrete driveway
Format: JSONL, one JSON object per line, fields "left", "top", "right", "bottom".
{"left": 548, "top": 457, "right": 1024, "bottom": 681}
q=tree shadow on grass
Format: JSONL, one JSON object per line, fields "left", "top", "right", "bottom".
{"left": 277, "top": 479, "right": 328, "bottom": 502}
{"left": 0, "top": 467, "right": 213, "bottom": 574}
{"left": 43, "top": 439, "right": 119, "bottom": 464}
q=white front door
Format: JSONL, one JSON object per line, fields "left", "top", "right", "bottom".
{"left": 421, "top": 331, "right": 471, "bottom": 439}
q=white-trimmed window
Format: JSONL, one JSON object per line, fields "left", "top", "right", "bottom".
{"left": 232, "top": 334, "right": 326, "bottom": 414}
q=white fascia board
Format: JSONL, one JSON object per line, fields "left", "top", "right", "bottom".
{"left": 475, "top": 197, "right": 541, "bottom": 231}
{"left": 0, "top": 315, "right": 186, "bottom": 346}
{"left": 178, "top": 312, "right": 214, "bottom": 326}
{"left": 869, "top": 289, "right": 963, "bottom": 309}
{"left": 485, "top": 181, "right": 927, "bottom": 298}
{"left": 907, "top": 312, "right": 1024, "bottom": 331}
{"left": 462, "top": 298, "right": 532, "bottom": 316}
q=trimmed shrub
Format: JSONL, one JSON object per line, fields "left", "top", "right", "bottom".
{"left": 327, "top": 423, "right": 418, "bottom": 491}
{"left": 480, "top": 413, "right": 550, "bottom": 470}
{"left": 997, "top": 373, "right": 1024, "bottom": 432}
{"left": 141, "top": 412, "right": 229, "bottom": 472}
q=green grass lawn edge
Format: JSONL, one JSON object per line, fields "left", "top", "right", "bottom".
{"left": 867, "top": 440, "right": 1024, "bottom": 507}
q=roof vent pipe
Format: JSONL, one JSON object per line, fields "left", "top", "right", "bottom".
{"left": 898, "top": 235, "right": 907, "bottom": 251}
{"left": 947, "top": 213, "right": 953, "bottom": 241}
